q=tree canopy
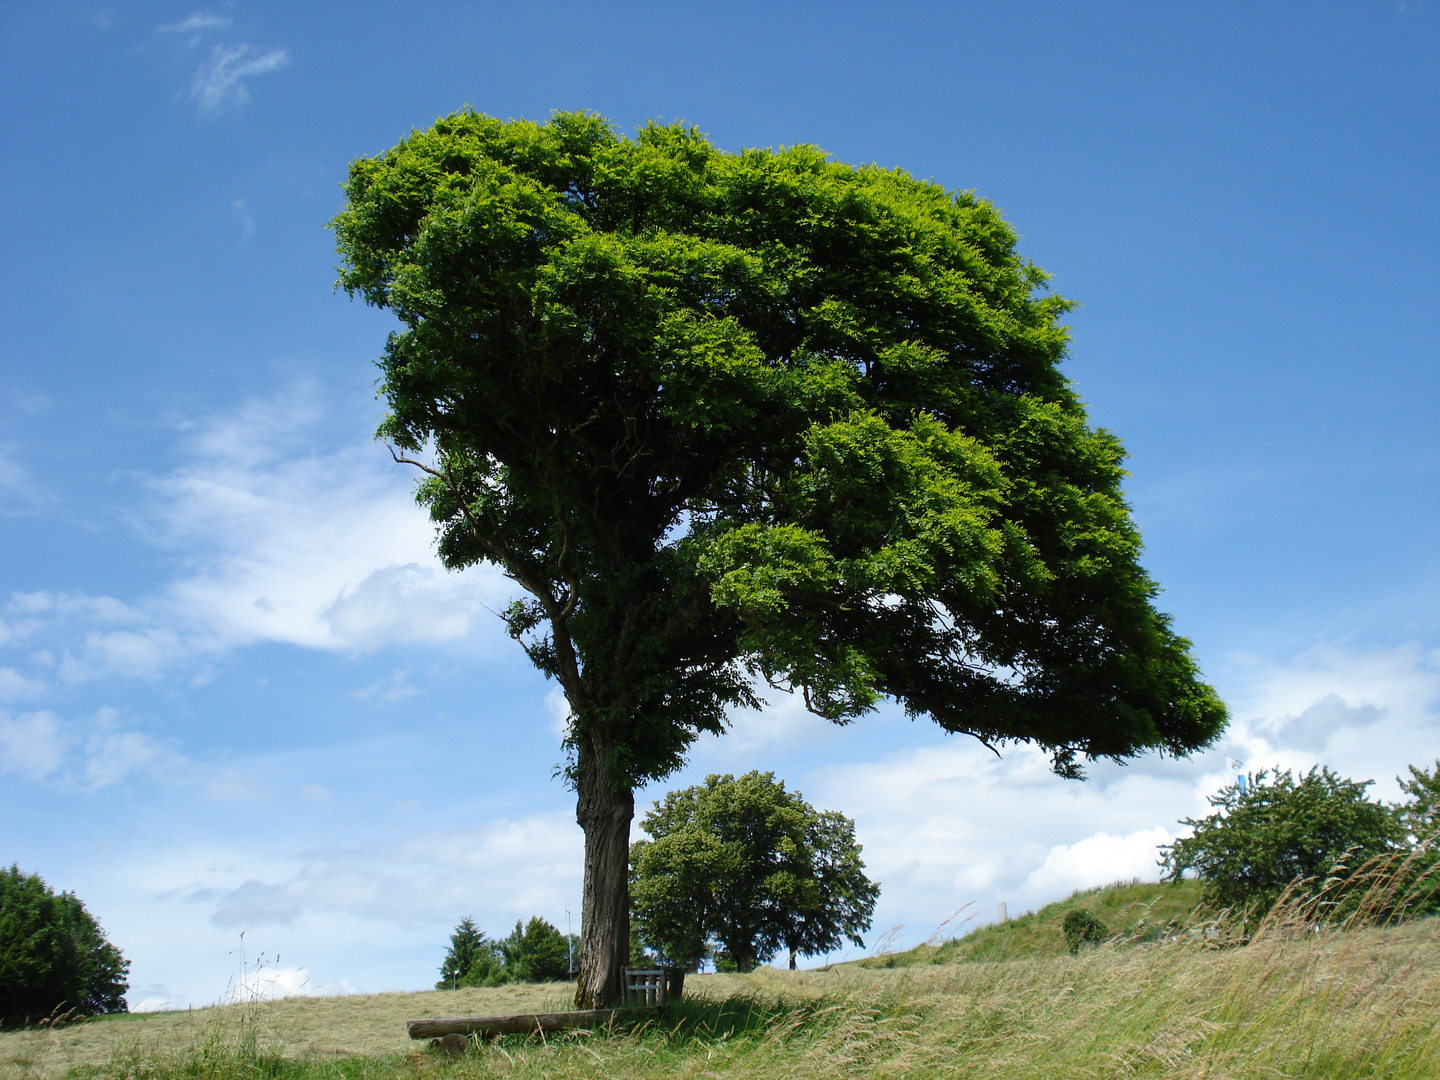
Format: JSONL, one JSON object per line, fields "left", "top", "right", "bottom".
{"left": 0, "top": 865, "right": 129, "bottom": 1025}
{"left": 437, "top": 915, "right": 573, "bottom": 987}
{"left": 332, "top": 109, "right": 1227, "bottom": 1006}
{"left": 631, "top": 771, "right": 878, "bottom": 972}
{"left": 1397, "top": 759, "right": 1440, "bottom": 840}
{"left": 436, "top": 917, "right": 504, "bottom": 989}
{"left": 1160, "top": 767, "right": 1405, "bottom": 914}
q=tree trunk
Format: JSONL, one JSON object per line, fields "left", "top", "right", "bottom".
{"left": 788, "top": 948, "right": 797, "bottom": 970}
{"left": 573, "top": 730, "right": 635, "bottom": 1010}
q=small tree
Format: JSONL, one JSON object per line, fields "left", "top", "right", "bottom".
{"left": 501, "top": 917, "right": 571, "bottom": 982}
{"left": 1397, "top": 760, "right": 1440, "bottom": 840}
{"left": 436, "top": 917, "right": 504, "bottom": 989}
{"left": 631, "top": 772, "right": 878, "bottom": 972}
{"left": 1161, "top": 767, "right": 1404, "bottom": 915}
{"left": 0, "top": 866, "right": 128, "bottom": 1024}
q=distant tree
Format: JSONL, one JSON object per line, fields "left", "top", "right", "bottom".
{"left": 0, "top": 866, "right": 129, "bottom": 1024}
{"left": 1397, "top": 760, "right": 1440, "bottom": 839}
{"left": 333, "top": 110, "right": 1227, "bottom": 1006}
{"left": 1161, "top": 768, "right": 1405, "bottom": 914}
{"left": 501, "top": 917, "right": 571, "bottom": 982}
{"left": 436, "top": 917, "right": 504, "bottom": 989}
{"left": 631, "top": 772, "right": 878, "bottom": 972}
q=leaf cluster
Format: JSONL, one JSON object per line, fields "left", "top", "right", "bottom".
{"left": 630, "top": 771, "right": 878, "bottom": 971}
{"left": 0, "top": 865, "right": 129, "bottom": 1025}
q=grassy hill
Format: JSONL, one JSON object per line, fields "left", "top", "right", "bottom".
{"left": 4, "top": 911, "right": 1439, "bottom": 1079}
{"left": 859, "top": 877, "right": 1207, "bottom": 967}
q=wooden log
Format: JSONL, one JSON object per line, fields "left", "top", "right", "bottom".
{"left": 407, "top": 1007, "right": 655, "bottom": 1040}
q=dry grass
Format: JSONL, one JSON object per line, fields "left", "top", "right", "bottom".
{"left": 4, "top": 920, "right": 1438, "bottom": 1080}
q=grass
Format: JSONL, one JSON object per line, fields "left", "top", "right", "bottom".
{"left": 4, "top": 915, "right": 1438, "bottom": 1080}
{"left": 859, "top": 877, "right": 1208, "bottom": 967}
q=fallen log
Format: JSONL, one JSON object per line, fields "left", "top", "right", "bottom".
{"left": 407, "top": 1007, "right": 656, "bottom": 1040}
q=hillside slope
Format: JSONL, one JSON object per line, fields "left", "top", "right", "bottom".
{"left": 860, "top": 878, "right": 1206, "bottom": 967}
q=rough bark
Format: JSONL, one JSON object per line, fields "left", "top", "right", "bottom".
{"left": 573, "top": 730, "right": 635, "bottom": 1010}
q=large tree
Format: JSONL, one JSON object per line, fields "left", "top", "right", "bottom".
{"left": 631, "top": 771, "right": 878, "bottom": 972}
{"left": 332, "top": 110, "right": 1227, "bottom": 1008}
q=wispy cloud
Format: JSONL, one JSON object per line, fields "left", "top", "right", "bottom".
{"left": 207, "top": 812, "right": 583, "bottom": 928}
{"left": 190, "top": 43, "right": 289, "bottom": 114}
{"left": 159, "top": 13, "right": 234, "bottom": 36}
{"left": 157, "top": 13, "right": 289, "bottom": 115}
{"left": 0, "top": 390, "right": 513, "bottom": 700}
{"left": 352, "top": 668, "right": 419, "bottom": 704}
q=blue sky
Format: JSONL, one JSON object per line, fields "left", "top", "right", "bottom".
{"left": 1, "top": 1, "right": 1437, "bottom": 1009}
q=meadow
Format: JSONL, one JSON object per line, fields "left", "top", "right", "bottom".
{"left": 4, "top": 891, "right": 1437, "bottom": 1080}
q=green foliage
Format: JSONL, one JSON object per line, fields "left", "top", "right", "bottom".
{"left": 501, "top": 918, "right": 572, "bottom": 982}
{"left": 1061, "top": 909, "right": 1109, "bottom": 953}
{"left": 631, "top": 772, "right": 879, "bottom": 971}
{"left": 0, "top": 865, "right": 129, "bottom": 1023}
{"left": 438, "top": 916, "right": 574, "bottom": 987}
{"left": 1161, "top": 767, "right": 1405, "bottom": 915}
{"left": 436, "top": 918, "right": 505, "bottom": 989}
{"left": 331, "top": 108, "right": 1227, "bottom": 790}
{"left": 1397, "top": 759, "right": 1440, "bottom": 839}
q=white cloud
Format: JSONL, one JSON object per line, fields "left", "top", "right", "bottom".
{"left": 225, "top": 964, "right": 327, "bottom": 1003}
{"left": 207, "top": 812, "right": 583, "bottom": 929}
{"left": 0, "top": 706, "right": 191, "bottom": 790}
{"left": 85, "top": 718, "right": 191, "bottom": 789}
{"left": 158, "top": 13, "right": 233, "bottom": 35}
{"left": 0, "top": 710, "right": 71, "bottom": 780}
{"left": 0, "top": 442, "right": 46, "bottom": 515}
{"left": 0, "top": 667, "right": 46, "bottom": 701}
{"left": 190, "top": 43, "right": 289, "bottom": 113}
{"left": 143, "top": 390, "right": 514, "bottom": 659}
{"left": 352, "top": 668, "right": 419, "bottom": 704}
{"left": 1020, "top": 826, "right": 1178, "bottom": 899}
{"left": 0, "top": 392, "right": 515, "bottom": 714}
{"left": 544, "top": 686, "right": 571, "bottom": 738}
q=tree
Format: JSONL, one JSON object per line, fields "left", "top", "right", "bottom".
{"left": 437, "top": 917, "right": 504, "bottom": 989}
{"left": 332, "top": 110, "right": 1227, "bottom": 1007}
{"left": 501, "top": 917, "right": 572, "bottom": 982}
{"left": 0, "top": 866, "right": 129, "bottom": 1024}
{"left": 1161, "top": 767, "right": 1404, "bottom": 914}
{"left": 1397, "top": 759, "right": 1440, "bottom": 840}
{"left": 631, "top": 772, "right": 878, "bottom": 972}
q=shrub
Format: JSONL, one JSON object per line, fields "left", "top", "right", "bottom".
{"left": 1062, "top": 909, "right": 1109, "bottom": 953}
{"left": 0, "top": 865, "right": 128, "bottom": 1024}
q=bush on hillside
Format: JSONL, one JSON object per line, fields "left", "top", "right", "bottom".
{"left": 1161, "top": 767, "right": 1404, "bottom": 916}
{"left": 1062, "top": 909, "right": 1109, "bottom": 953}
{"left": 0, "top": 865, "right": 129, "bottom": 1025}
